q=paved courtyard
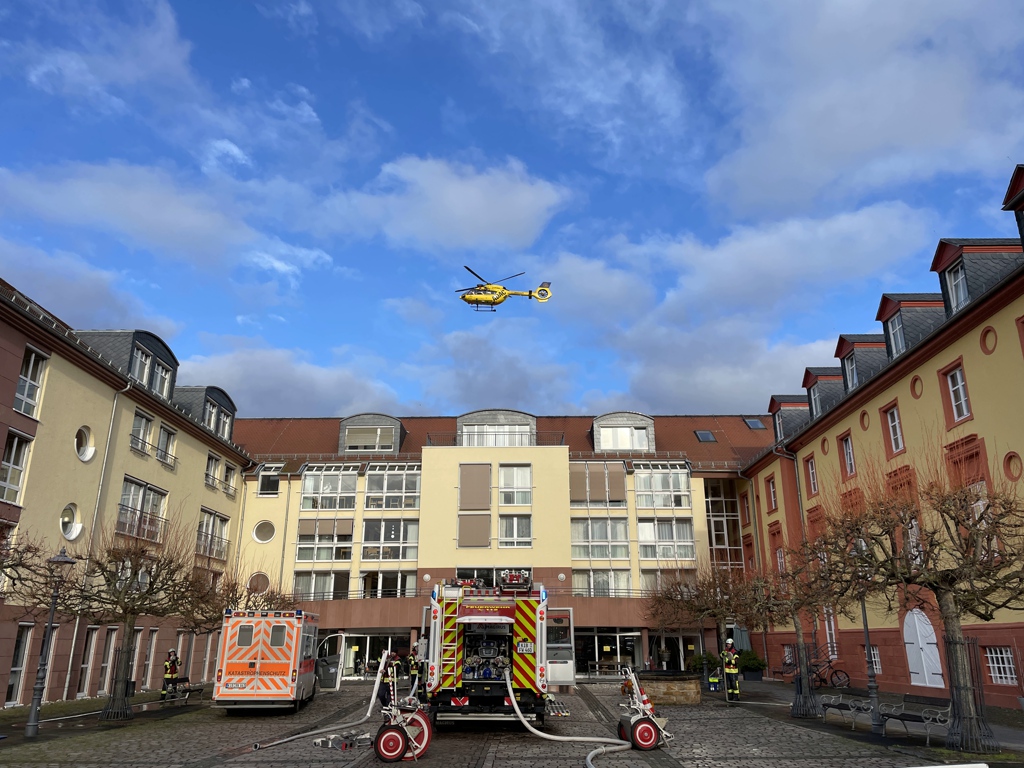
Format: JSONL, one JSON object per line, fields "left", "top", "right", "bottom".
{"left": 0, "top": 683, "right": 1006, "bottom": 768}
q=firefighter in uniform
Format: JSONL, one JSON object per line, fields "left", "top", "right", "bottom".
{"left": 378, "top": 652, "right": 400, "bottom": 708}
{"left": 721, "top": 638, "right": 740, "bottom": 702}
{"left": 408, "top": 649, "right": 419, "bottom": 694}
{"left": 161, "top": 648, "right": 180, "bottom": 701}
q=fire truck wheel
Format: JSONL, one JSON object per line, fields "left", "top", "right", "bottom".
{"left": 617, "top": 722, "right": 628, "bottom": 742}
{"left": 630, "top": 717, "right": 660, "bottom": 751}
{"left": 401, "top": 710, "right": 432, "bottom": 761}
{"left": 374, "top": 724, "right": 408, "bottom": 763}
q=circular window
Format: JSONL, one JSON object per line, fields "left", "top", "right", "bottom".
{"left": 980, "top": 325, "right": 997, "bottom": 355}
{"left": 248, "top": 572, "right": 271, "bottom": 593}
{"left": 910, "top": 375, "right": 923, "bottom": 399}
{"left": 60, "top": 504, "right": 83, "bottom": 540}
{"left": 253, "top": 521, "right": 276, "bottom": 543}
{"left": 859, "top": 410, "right": 870, "bottom": 431}
{"left": 75, "top": 427, "right": 95, "bottom": 461}
{"left": 820, "top": 437, "right": 830, "bottom": 455}
{"left": 1004, "top": 452, "right": 1023, "bottom": 482}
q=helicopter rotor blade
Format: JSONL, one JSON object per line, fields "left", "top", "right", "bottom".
{"left": 464, "top": 265, "right": 489, "bottom": 284}
{"left": 454, "top": 286, "right": 476, "bottom": 292}
{"left": 493, "top": 271, "right": 526, "bottom": 284}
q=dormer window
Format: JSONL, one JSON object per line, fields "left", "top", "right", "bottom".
{"left": 346, "top": 426, "right": 396, "bottom": 451}
{"left": 203, "top": 399, "right": 218, "bottom": 430}
{"left": 600, "top": 426, "right": 648, "bottom": 451}
{"left": 216, "top": 410, "right": 232, "bottom": 440}
{"left": 947, "top": 261, "right": 969, "bottom": 312}
{"left": 843, "top": 354, "right": 858, "bottom": 389}
{"left": 153, "top": 361, "right": 171, "bottom": 398}
{"left": 809, "top": 385, "right": 821, "bottom": 417}
{"left": 887, "top": 313, "right": 906, "bottom": 357}
{"left": 773, "top": 412, "right": 784, "bottom": 441}
{"left": 130, "top": 346, "right": 152, "bottom": 384}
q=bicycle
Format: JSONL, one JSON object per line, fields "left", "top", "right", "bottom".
{"left": 810, "top": 658, "right": 850, "bottom": 689}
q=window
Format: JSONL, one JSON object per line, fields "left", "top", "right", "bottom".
{"left": 906, "top": 517, "right": 923, "bottom": 565}
{"left": 61, "top": 503, "right": 82, "bottom": 540}
{"left": 345, "top": 425, "right": 396, "bottom": 451}
{"left": 362, "top": 519, "right": 418, "bottom": 560}
{"left": 806, "top": 456, "right": 819, "bottom": 496}
{"left": 740, "top": 493, "right": 750, "bottom": 526}
{"left": 499, "top": 515, "right": 532, "bottom": 547}
{"left": 782, "top": 644, "right": 796, "bottom": 665}
{"left": 572, "top": 569, "right": 631, "bottom": 597}
{"left": 156, "top": 427, "right": 176, "bottom": 466}
{"left": 222, "top": 464, "right": 236, "bottom": 496}
{"left": 129, "top": 346, "right": 151, "bottom": 384}
{"left": 868, "top": 645, "right": 882, "bottom": 674}
{"left": 844, "top": 354, "right": 858, "bottom": 389}
{"left": 216, "top": 410, "right": 232, "bottom": 440}
{"left": 462, "top": 423, "right": 530, "bottom": 447}
{"left": 638, "top": 518, "right": 695, "bottom": 559}
{"left": 257, "top": 464, "right": 283, "bottom": 496}
{"left": 599, "top": 425, "right": 648, "bottom": 451}
{"left": 888, "top": 313, "right": 906, "bottom": 357}
{"left": 571, "top": 518, "right": 629, "bottom": 558}
{"left": 76, "top": 426, "right": 94, "bottom": 461}
{"left": 237, "top": 625, "right": 254, "bottom": 647}
{"left": 947, "top": 367, "right": 970, "bottom": 422}
{"left": 365, "top": 463, "right": 420, "bottom": 509}
{"left": 141, "top": 628, "right": 158, "bottom": 689}
{"left": 775, "top": 547, "right": 786, "bottom": 573}
{"left": 361, "top": 571, "right": 417, "bottom": 598}
{"left": 985, "top": 647, "right": 1018, "bottom": 685}
{"left": 766, "top": 476, "right": 777, "bottom": 511}
{"left": 459, "top": 464, "right": 491, "bottom": 511}
{"left": 886, "top": 405, "right": 904, "bottom": 453}
{"left": 840, "top": 434, "right": 856, "bottom": 478}
{"left": 205, "top": 454, "right": 220, "bottom": 488}
{"left": 744, "top": 418, "right": 766, "bottom": 430}
{"left": 202, "top": 398, "right": 218, "bottom": 430}
{"left": 456, "top": 567, "right": 532, "bottom": 589}
{"left": 809, "top": 385, "right": 821, "bottom": 417}
{"left": 117, "top": 478, "right": 167, "bottom": 542}
{"left": 130, "top": 411, "right": 153, "bottom": 453}
{"left": 499, "top": 465, "right": 532, "bottom": 505}
{"left": 293, "top": 571, "right": 349, "bottom": 600}
{"left": 14, "top": 348, "right": 46, "bottom": 417}
{"left": 457, "top": 514, "right": 491, "bottom": 547}
{"left": 97, "top": 627, "right": 117, "bottom": 694}
{"left": 694, "top": 430, "right": 716, "bottom": 442}
{"left": 301, "top": 464, "right": 358, "bottom": 509}
{"left": 947, "top": 261, "right": 969, "bottom": 312}
{"left": 6, "top": 624, "right": 32, "bottom": 704}
{"left": 774, "top": 411, "right": 784, "bottom": 440}
{"left": 1, "top": 432, "right": 31, "bottom": 504}
{"left": 296, "top": 520, "right": 353, "bottom": 562}
{"left": 634, "top": 463, "right": 691, "bottom": 508}
{"left": 197, "top": 509, "right": 228, "bottom": 559}
{"left": 569, "top": 461, "right": 627, "bottom": 508}
{"left": 152, "top": 361, "right": 171, "bottom": 398}
{"left": 253, "top": 520, "right": 276, "bottom": 543}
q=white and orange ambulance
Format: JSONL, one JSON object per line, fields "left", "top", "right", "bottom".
{"left": 212, "top": 608, "right": 319, "bottom": 709}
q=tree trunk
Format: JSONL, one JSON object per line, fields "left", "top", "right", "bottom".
{"left": 937, "top": 592, "right": 998, "bottom": 753}
{"left": 99, "top": 618, "right": 137, "bottom": 721}
{"left": 791, "top": 610, "right": 820, "bottom": 718}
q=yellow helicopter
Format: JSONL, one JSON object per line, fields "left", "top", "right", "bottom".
{"left": 456, "top": 266, "right": 552, "bottom": 311}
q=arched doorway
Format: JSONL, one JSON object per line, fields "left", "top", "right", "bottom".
{"left": 902, "top": 608, "right": 944, "bottom": 687}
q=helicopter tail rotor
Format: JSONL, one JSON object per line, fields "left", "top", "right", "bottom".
{"left": 531, "top": 282, "right": 552, "bottom": 302}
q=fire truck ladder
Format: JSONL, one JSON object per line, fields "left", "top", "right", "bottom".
{"left": 439, "top": 589, "right": 462, "bottom": 689}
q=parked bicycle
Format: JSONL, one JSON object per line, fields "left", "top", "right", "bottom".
{"left": 810, "top": 658, "right": 850, "bottom": 689}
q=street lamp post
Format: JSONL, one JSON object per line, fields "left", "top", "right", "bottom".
{"left": 25, "top": 547, "right": 77, "bottom": 738}
{"left": 859, "top": 591, "right": 883, "bottom": 734}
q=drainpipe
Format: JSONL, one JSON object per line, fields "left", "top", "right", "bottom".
{"left": 233, "top": 475, "right": 250, "bottom": 578}
{"left": 277, "top": 474, "right": 292, "bottom": 591}
{"left": 62, "top": 380, "right": 131, "bottom": 701}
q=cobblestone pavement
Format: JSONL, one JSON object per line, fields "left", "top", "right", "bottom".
{"left": 0, "top": 684, "right": 941, "bottom": 768}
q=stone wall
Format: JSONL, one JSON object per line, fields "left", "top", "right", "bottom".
{"left": 638, "top": 676, "right": 702, "bottom": 706}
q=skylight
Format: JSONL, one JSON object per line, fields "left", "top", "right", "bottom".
{"left": 695, "top": 430, "right": 717, "bottom": 442}
{"left": 743, "top": 418, "right": 766, "bottom": 430}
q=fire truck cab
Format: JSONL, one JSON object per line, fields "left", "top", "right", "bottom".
{"left": 426, "top": 569, "right": 548, "bottom": 723}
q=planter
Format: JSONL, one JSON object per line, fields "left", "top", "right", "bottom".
{"left": 635, "top": 671, "right": 702, "bottom": 705}
{"left": 742, "top": 669, "right": 764, "bottom": 682}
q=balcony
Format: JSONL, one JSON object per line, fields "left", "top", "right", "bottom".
{"left": 116, "top": 504, "right": 166, "bottom": 543}
{"left": 156, "top": 447, "right": 177, "bottom": 468}
{"left": 219, "top": 479, "right": 236, "bottom": 497}
{"left": 426, "top": 431, "right": 565, "bottom": 447}
{"left": 195, "top": 530, "right": 228, "bottom": 560}
{"left": 204, "top": 473, "right": 219, "bottom": 490}
{"left": 129, "top": 434, "right": 154, "bottom": 456}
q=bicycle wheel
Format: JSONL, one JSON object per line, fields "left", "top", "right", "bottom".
{"left": 811, "top": 672, "right": 824, "bottom": 689}
{"left": 830, "top": 669, "right": 851, "bottom": 688}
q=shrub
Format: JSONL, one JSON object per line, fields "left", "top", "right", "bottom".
{"left": 737, "top": 649, "right": 767, "bottom": 671}
{"left": 685, "top": 652, "right": 720, "bottom": 673}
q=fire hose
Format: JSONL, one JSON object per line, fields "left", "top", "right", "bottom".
{"left": 251, "top": 653, "right": 387, "bottom": 751}
{"left": 502, "top": 670, "right": 632, "bottom": 768}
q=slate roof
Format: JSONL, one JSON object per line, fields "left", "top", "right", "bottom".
{"left": 938, "top": 238, "right": 1021, "bottom": 247}
{"left": 806, "top": 366, "right": 842, "bottom": 377}
{"left": 879, "top": 293, "right": 942, "bottom": 302}
{"left": 770, "top": 395, "right": 808, "bottom": 404}
{"left": 838, "top": 334, "right": 884, "bottom": 344}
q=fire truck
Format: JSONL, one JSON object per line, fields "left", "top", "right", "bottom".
{"left": 425, "top": 569, "right": 549, "bottom": 723}
{"left": 212, "top": 608, "right": 318, "bottom": 709}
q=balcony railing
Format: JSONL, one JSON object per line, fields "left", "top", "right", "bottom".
{"left": 156, "top": 447, "right": 177, "bottom": 468}
{"left": 281, "top": 585, "right": 667, "bottom": 602}
{"left": 129, "top": 434, "right": 154, "bottom": 455}
{"left": 116, "top": 504, "right": 166, "bottom": 543}
{"left": 196, "top": 530, "right": 228, "bottom": 560}
{"left": 426, "top": 431, "right": 565, "bottom": 447}
{"left": 219, "top": 479, "right": 236, "bottom": 497}
{"left": 204, "top": 472, "right": 218, "bottom": 489}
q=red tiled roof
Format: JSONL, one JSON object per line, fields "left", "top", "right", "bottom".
{"left": 233, "top": 418, "right": 341, "bottom": 456}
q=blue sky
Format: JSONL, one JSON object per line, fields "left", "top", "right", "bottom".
{"left": 2, "top": 1, "right": 1023, "bottom": 418}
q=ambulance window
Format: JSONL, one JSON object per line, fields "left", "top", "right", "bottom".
{"left": 237, "top": 625, "right": 254, "bottom": 647}
{"left": 303, "top": 635, "right": 314, "bottom": 659}
{"left": 270, "top": 625, "right": 287, "bottom": 647}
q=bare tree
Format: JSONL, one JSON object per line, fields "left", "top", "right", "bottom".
{"left": 815, "top": 459, "right": 1024, "bottom": 752}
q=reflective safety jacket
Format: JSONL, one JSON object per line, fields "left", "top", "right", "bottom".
{"left": 721, "top": 649, "right": 739, "bottom": 674}
{"left": 164, "top": 657, "right": 179, "bottom": 679}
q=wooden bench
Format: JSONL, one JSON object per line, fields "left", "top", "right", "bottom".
{"left": 820, "top": 691, "right": 871, "bottom": 730}
{"left": 879, "top": 694, "right": 951, "bottom": 746}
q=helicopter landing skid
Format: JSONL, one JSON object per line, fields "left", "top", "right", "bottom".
{"left": 472, "top": 305, "right": 497, "bottom": 312}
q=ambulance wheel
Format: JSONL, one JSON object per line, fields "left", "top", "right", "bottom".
{"left": 617, "top": 722, "right": 628, "bottom": 741}
{"left": 375, "top": 724, "right": 408, "bottom": 763}
{"left": 631, "top": 717, "right": 660, "bottom": 751}
{"left": 401, "top": 710, "right": 432, "bottom": 761}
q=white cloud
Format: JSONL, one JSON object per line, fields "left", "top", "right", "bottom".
{"left": 201, "top": 139, "right": 251, "bottom": 175}
{"left": 257, "top": 1, "right": 319, "bottom": 36}
{"left": 244, "top": 239, "right": 332, "bottom": 287}
{"left": 329, "top": 0, "right": 425, "bottom": 40}
{"left": 317, "top": 156, "right": 570, "bottom": 250}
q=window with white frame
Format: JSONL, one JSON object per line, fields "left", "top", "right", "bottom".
{"left": 5, "top": 624, "right": 32, "bottom": 704}
{"left": 499, "top": 465, "right": 532, "bottom": 505}
{"left": 202, "top": 398, "right": 218, "bottom": 430}
{"left": 197, "top": 509, "right": 228, "bottom": 559}
{"left": 97, "top": 627, "right": 117, "bottom": 694}
{"left": 499, "top": 514, "right": 532, "bottom": 547}
{"left": 947, "top": 367, "right": 970, "bottom": 421}
{"left": 984, "top": 646, "right": 1018, "bottom": 685}
{"left": 888, "top": 313, "right": 906, "bottom": 356}
{"left": 456, "top": 567, "right": 532, "bottom": 589}
{"left": 152, "top": 361, "right": 171, "bottom": 398}
{"left": 156, "top": 427, "right": 176, "bottom": 466}
{"left": 205, "top": 454, "right": 220, "bottom": 488}
{"left": 257, "top": 463, "right": 283, "bottom": 496}
{"left": 118, "top": 478, "right": 167, "bottom": 542}
{"left": 774, "top": 411, "right": 784, "bottom": 440}
{"left": 222, "top": 464, "right": 236, "bottom": 495}
{"left": 775, "top": 547, "right": 786, "bottom": 573}
{"left": 297, "top": 529, "right": 353, "bottom": 562}
{"left": 14, "top": 348, "right": 46, "bottom": 417}
{"left": 216, "top": 410, "right": 232, "bottom": 440}
{"left": 638, "top": 518, "right": 695, "bottom": 559}
{"left": 599, "top": 425, "right": 648, "bottom": 451}
{"left": 810, "top": 385, "right": 821, "bottom": 417}
{"left": 782, "top": 644, "right": 796, "bottom": 665}
{"left": 572, "top": 569, "right": 631, "bottom": 597}
{"left": 634, "top": 463, "right": 691, "bottom": 508}
{"left": 1, "top": 432, "right": 31, "bottom": 504}
{"left": 767, "top": 477, "right": 777, "bottom": 510}
{"left": 947, "top": 261, "right": 969, "bottom": 311}
{"left": 841, "top": 435, "right": 856, "bottom": 477}
{"left": 461, "top": 423, "right": 530, "bottom": 447}
{"left": 129, "top": 346, "right": 151, "bottom": 384}
{"left": 365, "top": 463, "right": 420, "bottom": 509}
{"left": 361, "top": 570, "right": 417, "bottom": 598}
{"left": 301, "top": 464, "right": 358, "bottom": 509}
{"left": 886, "top": 406, "right": 904, "bottom": 452}
{"left": 345, "top": 425, "right": 396, "bottom": 451}
{"left": 362, "top": 519, "right": 418, "bottom": 560}
{"left": 130, "top": 411, "right": 153, "bottom": 453}
{"left": 868, "top": 645, "right": 882, "bottom": 674}
{"left": 807, "top": 457, "right": 819, "bottom": 495}
{"left": 639, "top": 569, "right": 686, "bottom": 594}
{"left": 844, "top": 354, "right": 858, "bottom": 389}
{"left": 293, "top": 571, "right": 345, "bottom": 600}
{"left": 571, "top": 518, "right": 629, "bottom": 559}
